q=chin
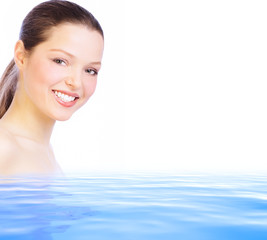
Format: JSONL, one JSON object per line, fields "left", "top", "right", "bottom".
{"left": 56, "top": 115, "right": 73, "bottom": 122}
{"left": 50, "top": 112, "right": 73, "bottom": 122}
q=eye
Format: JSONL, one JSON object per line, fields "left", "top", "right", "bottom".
{"left": 53, "top": 58, "right": 67, "bottom": 66}
{"left": 86, "top": 68, "right": 98, "bottom": 76}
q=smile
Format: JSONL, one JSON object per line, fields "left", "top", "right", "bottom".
{"left": 54, "top": 90, "right": 76, "bottom": 102}
{"left": 52, "top": 90, "right": 79, "bottom": 108}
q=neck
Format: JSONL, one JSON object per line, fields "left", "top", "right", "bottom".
{"left": 0, "top": 92, "right": 55, "bottom": 145}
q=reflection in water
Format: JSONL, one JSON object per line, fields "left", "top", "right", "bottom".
{"left": 1, "top": 174, "right": 267, "bottom": 239}
{"left": 0, "top": 177, "right": 94, "bottom": 239}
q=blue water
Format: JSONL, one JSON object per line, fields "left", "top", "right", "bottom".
{"left": 1, "top": 173, "right": 267, "bottom": 240}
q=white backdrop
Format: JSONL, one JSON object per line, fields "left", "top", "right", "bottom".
{"left": 0, "top": 0, "right": 266, "bottom": 174}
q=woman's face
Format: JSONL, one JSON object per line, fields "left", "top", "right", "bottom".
{"left": 18, "top": 23, "right": 104, "bottom": 121}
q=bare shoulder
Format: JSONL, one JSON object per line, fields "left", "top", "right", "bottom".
{"left": 0, "top": 127, "right": 18, "bottom": 152}
{"left": 0, "top": 127, "right": 19, "bottom": 173}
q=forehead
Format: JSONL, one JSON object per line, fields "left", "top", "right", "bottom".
{"left": 36, "top": 23, "right": 104, "bottom": 60}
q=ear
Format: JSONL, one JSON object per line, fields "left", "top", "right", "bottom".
{"left": 14, "top": 40, "right": 27, "bottom": 69}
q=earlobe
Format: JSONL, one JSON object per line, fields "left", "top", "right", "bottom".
{"left": 14, "top": 40, "right": 27, "bottom": 69}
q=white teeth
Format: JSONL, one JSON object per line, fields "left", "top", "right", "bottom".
{"left": 54, "top": 91, "right": 76, "bottom": 103}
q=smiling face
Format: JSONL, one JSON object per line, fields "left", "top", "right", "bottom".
{"left": 16, "top": 23, "right": 104, "bottom": 121}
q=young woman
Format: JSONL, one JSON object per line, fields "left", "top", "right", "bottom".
{"left": 0, "top": 0, "right": 104, "bottom": 176}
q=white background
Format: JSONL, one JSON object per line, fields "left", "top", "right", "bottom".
{"left": 0, "top": 1, "right": 266, "bottom": 174}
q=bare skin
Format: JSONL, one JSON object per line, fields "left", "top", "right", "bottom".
{"left": 0, "top": 127, "right": 60, "bottom": 176}
{"left": 0, "top": 23, "right": 104, "bottom": 176}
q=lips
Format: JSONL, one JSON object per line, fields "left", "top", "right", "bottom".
{"left": 52, "top": 90, "right": 80, "bottom": 107}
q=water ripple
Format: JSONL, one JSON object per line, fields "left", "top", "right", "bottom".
{"left": 1, "top": 173, "right": 267, "bottom": 239}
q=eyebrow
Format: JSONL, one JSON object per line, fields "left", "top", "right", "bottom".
{"left": 49, "top": 49, "right": 102, "bottom": 66}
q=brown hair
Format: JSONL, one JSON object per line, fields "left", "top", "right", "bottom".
{"left": 0, "top": 0, "right": 103, "bottom": 118}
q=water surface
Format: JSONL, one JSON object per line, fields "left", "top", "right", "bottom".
{"left": 1, "top": 173, "right": 267, "bottom": 239}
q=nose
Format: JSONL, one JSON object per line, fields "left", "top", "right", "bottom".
{"left": 65, "top": 69, "right": 82, "bottom": 90}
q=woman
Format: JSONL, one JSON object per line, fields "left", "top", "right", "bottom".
{"left": 0, "top": 0, "right": 104, "bottom": 176}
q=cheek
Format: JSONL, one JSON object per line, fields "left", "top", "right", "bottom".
{"left": 26, "top": 58, "right": 65, "bottom": 88}
{"left": 38, "top": 61, "right": 66, "bottom": 86}
{"left": 83, "top": 79, "right": 97, "bottom": 99}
